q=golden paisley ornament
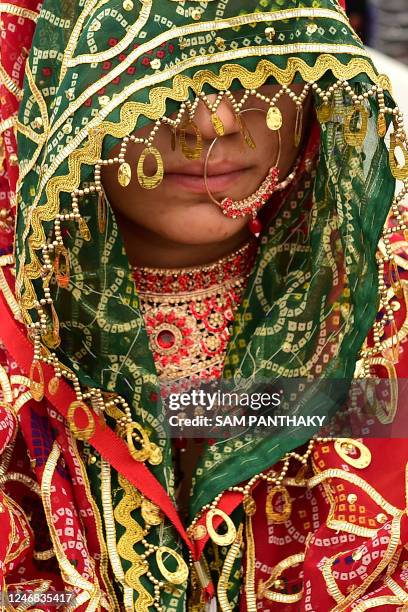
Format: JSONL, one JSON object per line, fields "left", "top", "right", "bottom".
{"left": 266, "top": 106, "right": 282, "bottom": 131}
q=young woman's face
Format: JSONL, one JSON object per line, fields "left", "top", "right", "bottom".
{"left": 102, "top": 85, "right": 309, "bottom": 246}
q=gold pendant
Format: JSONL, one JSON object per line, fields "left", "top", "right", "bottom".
{"left": 67, "top": 401, "right": 96, "bottom": 441}
{"left": 334, "top": 438, "right": 371, "bottom": 469}
{"left": 118, "top": 161, "right": 132, "bottom": 187}
{"left": 98, "top": 191, "right": 107, "bottom": 234}
{"left": 48, "top": 376, "right": 60, "bottom": 395}
{"left": 316, "top": 104, "right": 332, "bottom": 124}
{"left": 266, "top": 106, "right": 282, "bottom": 131}
{"left": 389, "top": 133, "right": 408, "bottom": 180}
{"left": 377, "top": 112, "right": 387, "bottom": 138}
{"left": 54, "top": 245, "right": 70, "bottom": 289}
{"left": 141, "top": 498, "right": 163, "bottom": 525}
{"left": 294, "top": 106, "right": 303, "bottom": 147}
{"left": 236, "top": 114, "right": 256, "bottom": 149}
{"left": 78, "top": 217, "right": 91, "bottom": 241}
{"left": 126, "top": 421, "right": 151, "bottom": 462}
{"left": 156, "top": 546, "right": 189, "bottom": 585}
{"left": 206, "top": 508, "right": 236, "bottom": 546}
{"left": 265, "top": 486, "right": 292, "bottom": 523}
{"left": 137, "top": 147, "right": 164, "bottom": 189}
{"left": 211, "top": 113, "right": 225, "bottom": 136}
{"left": 179, "top": 121, "right": 203, "bottom": 160}
{"left": 30, "top": 361, "right": 44, "bottom": 402}
{"left": 344, "top": 105, "right": 368, "bottom": 147}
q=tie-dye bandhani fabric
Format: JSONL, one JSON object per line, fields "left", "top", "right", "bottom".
{"left": 1, "top": 0, "right": 408, "bottom": 609}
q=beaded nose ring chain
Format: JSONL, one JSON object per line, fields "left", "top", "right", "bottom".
{"left": 204, "top": 108, "right": 282, "bottom": 236}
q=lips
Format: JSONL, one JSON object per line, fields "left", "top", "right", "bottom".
{"left": 164, "top": 161, "right": 252, "bottom": 194}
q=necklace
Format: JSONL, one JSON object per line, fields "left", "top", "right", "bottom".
{"left": 132, "top": 241, "right": 256, "bottom": 383}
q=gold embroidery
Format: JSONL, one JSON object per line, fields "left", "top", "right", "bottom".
{"left": 259, "top": 553, "right": 304, "bottom": 603}
{"left": 0, "top": 3, "right": 38, "bottom": 21}
{"left": 114, "top": 474, "right": 154, "bottom": 609}
{"left": 66, "top": 8, "right": 354, "bottom": 69}
{"left": 100, "top": 460, "right": 134, "bottom": 611}
{"left": 217, "top": 524, "right": 243, "bottom": 612}
{"left": 41, "top": 442, "right": 104, "bottom": 604}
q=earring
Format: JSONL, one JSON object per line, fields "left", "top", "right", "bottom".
{"left": 204, "top": 108, "right": 282, "bottom": 236}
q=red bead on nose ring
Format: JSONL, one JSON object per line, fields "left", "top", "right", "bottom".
{"left": 204, "top": 108, "right": 282, "bottom": 237}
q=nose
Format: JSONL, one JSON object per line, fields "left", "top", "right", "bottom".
{"left": 190, "top": 93, "right": 239, "bottom": 141}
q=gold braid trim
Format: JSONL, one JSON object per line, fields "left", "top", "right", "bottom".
{"left": 41, "top": 442, "right": 105, "bottom": 608}
{"left": 259, "top": 553, "right": 304, "bottom": 604}
{"left": 113, "top": 474, "right": 154, "bottom": 610}
{"left": 217, "top": 524, "right": 243, "bottom": 612}
{"left": 100, "top": 459, "right": 134, "bottom": 611}
{"left": 308, "top": 468, "right": 401, "bottom": 517}
{"left": 322, "top": 513, "right": 402, "bottom": 611}
{"left": 0, "top": 3, "right": 38, "bottom": 21}
{"left": 18, "top": 53, "right": 387, "bottom": 317}
{"left": 352, "top": 596, "right": 404, "bottom": 611}
{"left": 70, "top": 440, "right": 118, "bottom": 610}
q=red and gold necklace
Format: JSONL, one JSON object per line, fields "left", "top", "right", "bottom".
{"left": 132, "top": 241, "right": 256, "bottom": 383}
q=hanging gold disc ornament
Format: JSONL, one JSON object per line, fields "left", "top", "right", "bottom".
{"left": 156, "top": 546, "right": 189, "bottom": 585}
{"left": 236, "top": 114, "right": 256, "bottom": 149}
{"left": 78, "top": 217, "right": 91, "bottom": 241}
{"left": 43, "top": 303, "right": 61, "bottom": 349}
{"left": 179, "top": 120, "right": 203, "bottom": 160}
{"left": 389, "top": 133, "right": 408, "bottom": 180}
{"left": 30, "top": 361, "right": 45, "bottom": 402}
{"left": 67, "top": 401, "right": 96, "bottom": 441}
{"left": 267, "top": 106, "right": 283, "bottom": 131}
{"left": 344, "top": 105, "right": 368, "bottom": 147}
{"left": 48, "top": 376, "right": 60, "bottom": 395}
{"left": 126, "top": 421, "right": 151, "bottom": 462}
{"left": 334, "top": 439, "right": 372, "bottom": 469}
{"left": 118, "top": 161, "right": 132, "bottom": 187}
{"left": 211, "top": 113, "right": 225, "bottom": 136}
{"left": 98, "top": 191, "right": 107, "bottom": 234}
{"left": 137, "top": 147, "right": 164, "bottom": 189}
{"left": 316, "top": 103, "right": 332, "bottom": 124}
{"left": 294, "top": 106, "right": 303, "bottom": 147}
{"left": 206, "top": 508, "right": 237, "bottom": 546}
{"left": 265, "top": 486, "right": 292, "bottom": 523}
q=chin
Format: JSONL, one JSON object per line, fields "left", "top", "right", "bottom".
{"left": 154, "top": 211, "right": 248, "bottom": 245}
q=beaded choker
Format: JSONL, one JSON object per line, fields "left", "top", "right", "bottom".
{"left": 132, "top": 241, "right": 256, "bottom": 382}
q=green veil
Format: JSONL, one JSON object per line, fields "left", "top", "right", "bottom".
{"left": 14, "top": 0, "right": 404, "bottom": 607}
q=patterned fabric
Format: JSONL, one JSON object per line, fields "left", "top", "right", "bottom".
{"left": 1, "top": 0, "right": 408, "bottom": 610}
